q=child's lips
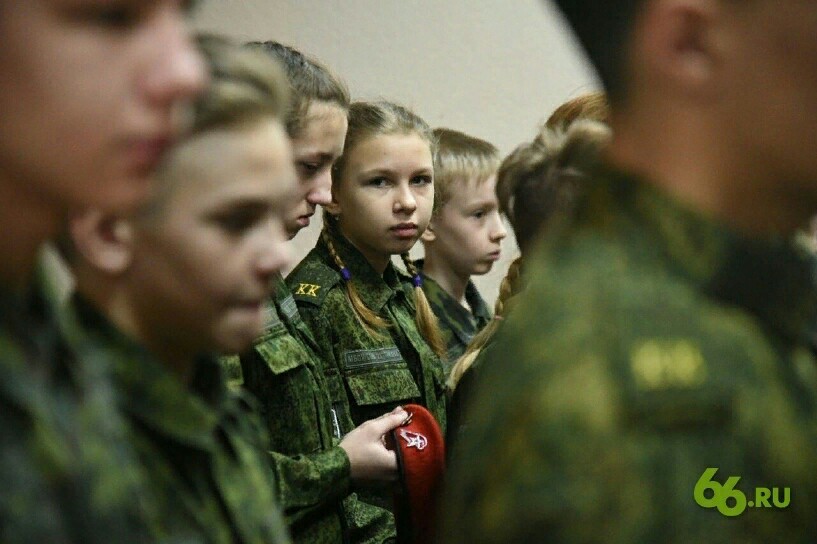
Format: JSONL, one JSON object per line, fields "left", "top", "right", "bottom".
{"left": 390, "top": 223, "right": 419, "bottom": 239}
{"left": 486, "top": 250, "right": 502, "bottom": 261}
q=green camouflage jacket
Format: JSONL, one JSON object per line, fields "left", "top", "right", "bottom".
{"left": 240, "top": 273, "right": 395, "bottom": 544}
{"left": 417, "top": 259, "right": 492, "bottom": 368}
{"left": 0, "top": 267, "right": 156, "bottom": 543}
{"left": 67, "top": 294, "right": 292, "bottom": 544}
{"left": 440, "top": 169, "right": 817, "bottom": 543}
{"left": 286, "top": 234, "right": 447, "bottom": 435}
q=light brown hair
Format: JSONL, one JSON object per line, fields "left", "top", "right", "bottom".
{"left": 431, "top": 128, "right": 499, "bottom": 215}
{"left": 245, "top": 41, "right": 350, "bottom": 138}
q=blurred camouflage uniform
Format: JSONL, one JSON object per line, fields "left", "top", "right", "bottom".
{"left": 417, "top": 258, "right": 491, "bottom": 368}
{"left": 66, "top": 294, "right": 292, "bottom": 544}
{"left": 440, "top": 169, "right": 817, "bottom": 543}
{"left": 287, "top": 234, "right": 448, "bottom": 510}
{"left": 0, "top": 267, "right": 156, "bottom": 543}
{"left": 240, "top": 273, "right": 395, "bottom": 543}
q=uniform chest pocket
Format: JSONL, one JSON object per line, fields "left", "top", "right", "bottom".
{"left": 342, "top": 347, "right": 421, "bottom": 406}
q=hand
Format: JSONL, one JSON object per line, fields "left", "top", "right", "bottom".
{"left": 339, "top": 406, "right": 408, "bottom": 483}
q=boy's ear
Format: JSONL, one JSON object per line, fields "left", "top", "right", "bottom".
{"left": 421, "top": 221, "right": 437, "bottom": 243}
{"left": 70, "top": 211, "right": 135, "bottom": 275}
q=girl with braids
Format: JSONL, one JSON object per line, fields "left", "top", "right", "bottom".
{"left": 446, "top": 92, "right": 611, "bottom": 448}
{"left": 237, "top": 43, "right": 401, "bottom": 544}
{"left": 287, "top": 100, "right": 448, "bottom": 448}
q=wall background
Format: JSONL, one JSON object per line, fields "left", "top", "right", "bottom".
{"left": 193, "top": 0, "right": 597, "bottom": 304}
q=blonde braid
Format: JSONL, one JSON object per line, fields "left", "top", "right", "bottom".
{"left": 447, "top": 256, "right": 523, "bottom": 393}
{"left": 401, "top": 253, "right": 447, "bottom": 359}
{"left": 493, "top": 256, "right": 523, "bottom": 318}
{"left": 321, "top": 228, "right": 389, "bottom": 335}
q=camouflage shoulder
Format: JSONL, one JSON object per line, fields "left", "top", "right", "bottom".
{"left": 286, "top": 254, "right": 341, "bottom": 308}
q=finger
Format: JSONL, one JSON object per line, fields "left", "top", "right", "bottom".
{"left": 368, "top": 411, "right": 410, "bottom": 436}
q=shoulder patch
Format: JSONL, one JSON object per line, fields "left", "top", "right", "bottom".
{"left": 622, "top": 338, "right": 733, "bottom": 430}
{"left": 286, "top": 257, "right": 341, "bottom": 307}
{"left": 629, "top": 339, "right": 707, "bottom": 391}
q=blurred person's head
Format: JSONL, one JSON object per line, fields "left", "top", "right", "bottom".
{"left": 247, "top": 41, "right": 350, "bottom": 238}
{"left": 0, "top": 1, "right": 206, "bottom": 222}
{"left": 66, "top": 35, "right": 296, "bottom": 377}
{"left": 551, "top": 0, "right": 817, "bottom": 234}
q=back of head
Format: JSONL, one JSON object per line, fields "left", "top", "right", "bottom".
{"left": 551, "top": 0, "right": 644, "bottom": 103}
{"left": 497, "top": 119, "right": 611, "bottom": 253}
{"left": 245, "top": 41, "right": 350, "bottom": 137}
{"left": 545, "top": 91, "right": 610, "bottom": 132}
{"left": 431, "top": 128, "right": 499, "bottom": 214}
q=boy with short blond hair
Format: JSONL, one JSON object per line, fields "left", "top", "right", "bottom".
{"left": 419, "top": 128, "right": 507, "bottom": 367}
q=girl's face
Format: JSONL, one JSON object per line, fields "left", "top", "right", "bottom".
{"left": 332, "top": 132, "right": 434, "bottom": 271}
{"left": 0, "top": 0, "right": 205, "bottom": 217}
{"left": 128, "top": 118, "right": 296, "bottom": 357}
{"left": 284, "top": 101, "right": 348, "bottom": 238}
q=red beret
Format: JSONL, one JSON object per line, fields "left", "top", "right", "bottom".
{"left": 385, "top": 404, "right": 446, "bottom": 544}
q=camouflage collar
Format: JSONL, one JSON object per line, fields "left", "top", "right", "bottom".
{"left": 69, "top": 294, "right": 225, "bottom": 450}
{"left": 317, "top": 232, "right": 404, "bottom": 312}
{"left": 416, "top": 259, "right": 492, "bottom": 342}
{"left": 587, "top": 168, "right": 817, "bottom": 345}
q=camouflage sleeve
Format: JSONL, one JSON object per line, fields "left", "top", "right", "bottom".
{"left": 268, "top": 447, "right": 352, "bottom": 525}
{"left": 341, "top": 493, "right": 396, "bottom": 544}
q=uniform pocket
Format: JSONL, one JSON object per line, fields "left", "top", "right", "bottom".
{"left": 345, "top": 365, "right": 421, "bottom": 406}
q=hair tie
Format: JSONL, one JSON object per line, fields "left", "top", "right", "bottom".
{"left": 341, "top": 267, "right": 352, "bottom": 281}
{"left": 412, "top": 275, "right": 423, "bottom": 288}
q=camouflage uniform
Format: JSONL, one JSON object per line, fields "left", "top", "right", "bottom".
{"left": 440, "top": 169, "right": 817, "bottom": 543}
{"left": 417, "top": 258, "right": 492, "bottom": 368}
{"left": 287, "top": 235, "right": 447, "bottom": 434}
{"left": 240, "top": 273, "right": 395, "bottom": 543}
{"left": 0, "top": 265, "right": 159, "bottom": 543}
{"left": 66, "top": 294, "right": 292, "bottom": 544}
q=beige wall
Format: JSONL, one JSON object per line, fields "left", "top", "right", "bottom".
{"left": 193, "top": 0, "right": 597, "bottom": 305}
